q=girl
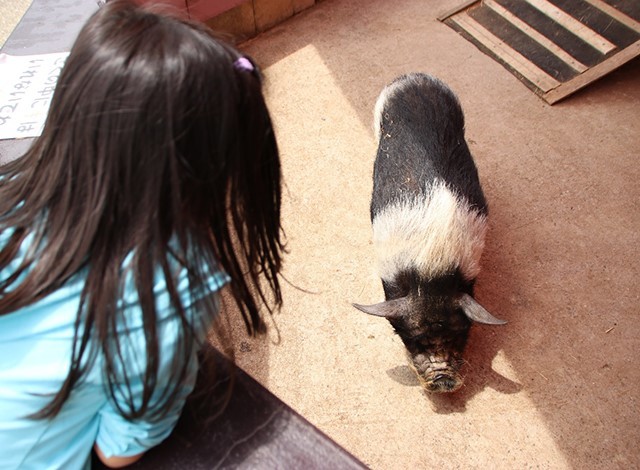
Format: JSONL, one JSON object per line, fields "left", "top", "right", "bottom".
{"left": 0, "top": 1, "right": 284, "bottom": 468}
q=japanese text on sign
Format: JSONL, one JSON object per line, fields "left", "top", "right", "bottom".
{"left": 0, "top": 52, "right": 69, "bottom": 140}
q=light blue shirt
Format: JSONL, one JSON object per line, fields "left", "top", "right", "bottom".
{"left": 0, "top": 230, "right": 228, "bottom": 469}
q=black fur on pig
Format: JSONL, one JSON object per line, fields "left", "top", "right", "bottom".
{"left": 354, "top": 73, "right": 505, "bottom": 393}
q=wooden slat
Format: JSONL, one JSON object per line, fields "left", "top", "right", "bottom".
{"left": 439, "top": 0, "right": 640, "bottom": 104}
{"left": 451, "top": 12, "right": 561, "bottom": 92}
{"left": 438, "top": 0, "right": 479, "bottom": 21}
{"left": 485, "top": 0, "right": 588, "bottom": 73}
{"left": 543, "top": 39, "right": 640, "bottom": 103}
{"left": 525, "top": 0, "right": 617, "bottom": 54}
{"left": 583, "top": 0, "right": 640, "bottom": 34}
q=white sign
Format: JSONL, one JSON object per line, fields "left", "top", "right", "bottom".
{"left": 0, "top": 52, "right": 69, "bottom": 140}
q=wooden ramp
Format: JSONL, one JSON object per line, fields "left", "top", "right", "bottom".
{"left": 439, "top": 0, "right": 640, "bottom": 104}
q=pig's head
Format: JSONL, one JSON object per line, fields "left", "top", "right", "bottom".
{"left": 354, "top": 282, "right": 505, "bottom": 393}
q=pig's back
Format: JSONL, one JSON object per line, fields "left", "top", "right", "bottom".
{"left": 371, "top": 73, "right": 486, "bottom": 220}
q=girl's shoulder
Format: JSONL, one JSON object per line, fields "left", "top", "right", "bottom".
{"left": 0, "top": 227, "right": 86, "bottom": 340}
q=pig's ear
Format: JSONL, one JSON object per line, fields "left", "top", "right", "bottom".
{"left": 352, "top": 297, "right": 409, "bottom": 320}
{"left": 457, "top": 293, "right": 507, "bottom": 325}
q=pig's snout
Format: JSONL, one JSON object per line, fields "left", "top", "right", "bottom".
{"left": 427, "top": 373, "right": 463, "bottom": 393}
{"left": 410, "top": 353, "right": 464, "bottom": 393}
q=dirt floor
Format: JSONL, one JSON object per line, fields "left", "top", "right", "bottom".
{"left": 3, "top": 1, "right": 640, "bottom": 469}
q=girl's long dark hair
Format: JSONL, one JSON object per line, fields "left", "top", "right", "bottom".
{"left": 0, "top": 0, "right": 283, "bottom": 419}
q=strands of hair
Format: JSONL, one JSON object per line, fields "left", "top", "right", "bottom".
{"left": 0, "top": 0, "right": 284, "bottom": 420}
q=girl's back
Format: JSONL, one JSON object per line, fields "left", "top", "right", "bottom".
{"left": 0, "top": 1, "right": 284, "bottom": 467}
{"left": 0, "top": 229, "right": 226, "bottom": 467}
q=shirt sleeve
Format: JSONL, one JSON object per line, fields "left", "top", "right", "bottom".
{"left": 94, "top": 345, "right": 199, "bottom": 457}
{"left": 94, "top": 264, "right": 229, "bottom": 458}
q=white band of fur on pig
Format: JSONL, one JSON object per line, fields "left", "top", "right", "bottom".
{"left": 372, "top": 180, "right": 487, "bottom": 283}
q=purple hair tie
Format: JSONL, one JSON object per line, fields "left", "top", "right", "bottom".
{"left": 234, "top": 57, "right": 254, "bottom": 73}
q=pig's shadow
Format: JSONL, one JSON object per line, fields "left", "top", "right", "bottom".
{"left": 386, "top": 364, "right": 421, "bottom": 386}
{"left": 385, "top": 327, "right": 522, "bottom": 413}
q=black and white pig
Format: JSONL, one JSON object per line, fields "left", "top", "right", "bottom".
{"left": 354, "top": 73, "right": 506, "bottom": 393}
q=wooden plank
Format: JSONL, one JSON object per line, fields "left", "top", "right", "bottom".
{"left": 583, "top": 0, "right": 640, "bottom": 34}
{"left": 543, "top": 39, "right": 640, "bottom": 103}
{"left": 469, "top": 5, "right": 580, "bottom": 81}
{"left": 440, "top": 0, "right": 639, "bottom": 104}
{"left": 497, "top": 0, "right": 604, "bottom": 66}
{"left": 485, "top": 0, "right": 588, "bottom": 73}
{"left": 525, "top": 0, "right": 617, "bottom": 54}
{"left": 451, "top": 12, "right": 561, "bottom": 92}
{"left": 438, "top": 0, "right": 479, "bottom": 22}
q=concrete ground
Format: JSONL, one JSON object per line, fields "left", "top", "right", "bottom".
{"left": 3, "top": 1, "right": 639, "bottom": 468}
